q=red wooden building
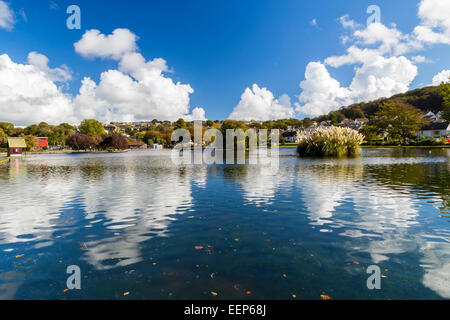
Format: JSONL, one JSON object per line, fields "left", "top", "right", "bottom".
{"left": 34, "top": 137, "right": 49, "bottom": 151}
{"left": 7, "top": 138, "right": 27, "bottom": 156}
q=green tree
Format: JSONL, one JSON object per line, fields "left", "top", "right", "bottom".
{"left": 439, "top": 79, "right": 450, "bottom": 122}
{"left": 23, "top": 135, "right": 36, "bottom": 151}
{"left": 0, "top": 122, "right": 15, "bottom": 136}
{"left": 79, "top": 119, "right": 105, "bottom": 137}
{"left": 0, "top": 128, "right": 7, "bottom": 147}
{"left": 375, "top": 103, "right": 427, "bottom": 143}
{"left": 174, "top": 118, "right": 187, "bottom": 130}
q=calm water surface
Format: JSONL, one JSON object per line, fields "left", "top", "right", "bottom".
{"left": 0, "top": 148, "right": 449, "bottom": 299}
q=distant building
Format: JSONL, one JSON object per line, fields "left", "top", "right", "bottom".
{"left": 7, "top": 137, "right": 27, "bottom": 156}
{"left": 104, "top": 124, "right": 119, "bottom": 134}
{"left": 34, "top": 137, "right": 48, "bottom": 151}
{"left": 282, "top": 130, "right": 300, "bottom": 143}
{"left": 128, "top": 140, "right": 147, "bottom": 150}
{"left": 354, "top": 118, "right": 369, "bottom": 125}
{"left": 416, "top": 122, "right": 450, "bottom": 139}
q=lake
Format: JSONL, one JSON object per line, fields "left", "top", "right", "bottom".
{"left": 0, "top": 148, "right": 449, "bottom": 299}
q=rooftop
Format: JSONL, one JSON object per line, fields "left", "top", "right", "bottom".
{"left": 7, "top": 137, "right": 27, "bottom": 148}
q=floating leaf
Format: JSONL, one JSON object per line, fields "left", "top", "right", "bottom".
{"left": 123, "top": 292, "right": 130, "bottom": 296}
{"left": 353, "top": 261, "right": 360, "bottom": 265}
{"left": 211, "top": 291, "right": 218, "bottom": 296}
{"left": 63, "top": 289, "right": 69, "bottom": 293}
{"left": 15, "top": 254, "right": 24, "bottom": 258}
{"left": 246, "top": 291, "right": 252, "bottom": 295}
{"left": 195, "top": 246, "right": 204, "bottom": 250}
{"left": 292, "top": 294, "right": 297, "bottom": 298}
{"left": 282, "top": 274, "right": 287, "bottom": 278}
{"left": 234, "top": 238, "right": 239, "bottom": 242}
{"left": 320, "top": 294, "right": 332, "bottom": 300}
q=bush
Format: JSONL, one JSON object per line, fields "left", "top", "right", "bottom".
{"left": 99, "top": 134, "right": 128, "bottom": 150}
{"left": 66, "top": 134, "right": 95, "bottom": 150}
{"left": 297, "top": 127, "right": 364, "bottom": 157}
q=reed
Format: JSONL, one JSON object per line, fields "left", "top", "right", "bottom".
{"left": 297, "top": 127, "right": 364, "bottom": 157}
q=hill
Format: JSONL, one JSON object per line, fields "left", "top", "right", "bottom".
{"left": 317, "top": 86, "right": 444, "bottom": 122}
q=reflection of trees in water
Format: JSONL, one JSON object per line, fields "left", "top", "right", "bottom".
{"left": 366, "top": 163, "right": 450, "bottom": 212}
{"left": 0, "top": 156, "right": 206, "bottom": 271}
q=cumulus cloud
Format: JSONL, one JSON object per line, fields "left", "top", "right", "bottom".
{"left": 414, "top": 0, "right": 450, "bottom": 44}
{"left": 432, "top": 70, "right": 450, "bottom": 85}
{"left": 0, "top": 0, "right": 15, "bottom": 31}
{"left": 296, "top": 4, "right": 439, "bottom": 117}
{"left": 0, "top": 54, "right": 75, "bottom": 125}
{"left": 73, "top": 29, "right": 205, "bottom": 122}
{"left": 27, "top": 52, "right": 72, "bottom": 82}
{"left": 296, "top": 62, "right": 352, "bottom": 117}
{"left": 228, "top": 84, "right": 294, "bottom": 121}
{"left": 74, "top": 28, "right": 139, "bottom": 60}
{"left": 1, "top": 28, "right": 205, "bottom": 125}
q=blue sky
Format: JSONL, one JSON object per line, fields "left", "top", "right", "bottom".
{"left": 0, "top": 0, "right": 449, "bottom": 125}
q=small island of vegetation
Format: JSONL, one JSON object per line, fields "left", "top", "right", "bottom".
{"left": 297, "top": 127, "right": 364, "bottom": 157}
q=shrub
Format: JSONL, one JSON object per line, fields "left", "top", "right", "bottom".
{"left": 297, "top": 127, "right": 364, "bottom": 157}
{"left": 99, "top": 134, "right": 128, "bottom": 150}
{"left": 66, "top": 134, "right": 95, "bottom": 150}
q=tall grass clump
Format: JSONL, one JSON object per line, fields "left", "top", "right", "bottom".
{"left": 297, "top": 127, "right": 364, "bottom": 157}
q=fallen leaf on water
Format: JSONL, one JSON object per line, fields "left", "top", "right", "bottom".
{"left": 310, "top": 254, "right": 315, "bottom": 257}
{"left": 123, "top": 292, "right": 130, "bottom": 296}
{"left": 320, "top": 294, "right": 332, "bottom": 300}
{"left": 246, "top": 291, "right": 252, "bottom": 295}
{"left": 195, "top": 246, "right": 204, "bottom": 250}
{"left": 15, "top": 254, "right": 24, "bottom": 258}
{"left": 292, "top": 294, "right": 297, "bottom": 298}
{"left": 381, "top": 275, "right": 387, "bottom": 278}
{"left": 129, "top": 270, "right": 135, "bottom": 274}
{"left": 234, "top": 238, "right": 239, "bottom": 242}
{"left": 353, "top": 261, "right": 360, "bottom": 265}
{"left": 152, "top": 262, "right": 157, "bottom": 266}
{"left": 211, "top": 291, "right": 218, "bottom": 296}
{"left": 282, "top": 274, "right": 287, "bottom": 278}
{"left": 63, "top": 289, "right": 69, "bottom": 293}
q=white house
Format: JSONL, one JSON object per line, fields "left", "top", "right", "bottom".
{"left": 416, "top": 122, "right": 450, "bottom": 140}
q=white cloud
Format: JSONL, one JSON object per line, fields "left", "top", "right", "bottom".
{"left": 432, "top": 70, "right": 450, "bottom": 85}
{"left": 74, "top": 29, "right": 139, "bottom": 60}
{"left": 296, "top": 62, "right": 352, "bottom": 117}
{"left": 73, "top": 51, "right": 200, "bottom": 122}
{"left": 0, "top": 54, "right": 75, "bottom": 125}
{"left": 297, "top": 9, "right": 430, "bottom": 117}
{"left": 1, "top": 27, "right": 205, "bottom": 125}
{"left": 0, "top": 0, "right": 14, "bottom": 31}
{"left": 411, "top": 55, "right": 432, "bottom": 63}
{"left": 228, "top": 84, "right": 294, "bottom": 121}
{"left": 310, "top": 19, "right": 318, "bottom": 27}
{"left": 27, "top": 52, "right": 72, "bottom": 82}
{"left": 338, "top": 14, "right": 361, "bottom": 29}
{"left": 414, "top": 0, "right": 450, "bottom": 44}
{"left": 297, "top": 55, "right": 417, "bottom": 117}
{"left": 72, "top": 29, "right": 204, "bottom": 122}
